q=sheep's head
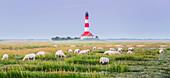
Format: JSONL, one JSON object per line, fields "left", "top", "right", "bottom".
{"left": 64, "top": 55, "right": 67, "bottom": 58}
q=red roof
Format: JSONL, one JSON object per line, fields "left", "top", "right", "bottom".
{"left": 81, "top": 32, "right": 94, "bottom": 37}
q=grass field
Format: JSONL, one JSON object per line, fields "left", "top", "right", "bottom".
{"left": 0, "top": 41, "right": 169, "bottom": 78}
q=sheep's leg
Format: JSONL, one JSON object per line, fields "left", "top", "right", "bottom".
{"left": 33, "top": 57, "right": 35, "bottom": 61}
{"left": 28, "top": 58, "right": 30, "bottom": 61}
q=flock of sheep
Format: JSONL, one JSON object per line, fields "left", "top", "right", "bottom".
{"left": 1, "top": 45, "right": 165, "bottom": 64}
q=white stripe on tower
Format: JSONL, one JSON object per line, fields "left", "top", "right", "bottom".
{"left": 85, "top": 20, "right": 89, "bottom": 23}
{"left": 85, "top": 27, "right": 89, "bottom": 31}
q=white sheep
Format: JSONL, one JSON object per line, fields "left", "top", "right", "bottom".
{"left": 68, "top": 49, "right": 73, "bottom": 53}
{"left": 127, "top": 51, "right": 133, "bottom": 55}
{"left": 110, "top": 48, "right": 116, "bottom": 51}
{"left": 136, "top": 45, "right": 146, "bottom": 47}
{"left": 128, "top": 47, "right": 134, "bottom": 51}
{"left": 78, "top": 49, "right": 90, "bottom": 55}
{"left": 103, "top": 51, "right": 114, "bottom": 55}
{"left": 118, "top": 47, "right": 123, "bottom": 52}
{"left": 70, "top": 45, "right": 76, "bottom": 47}
{"left": 109, "top": 51, "right": 121, "bottom": 55}
{"left": 74, "top": 49, "right": 80, "bottom": 53}
{"left": 93, "top": 47, "right": 96, "bottom": 50}
{"left": 99, "top": 57, "right": 109, "bottom": 64}
{"left": 115, "top": 45, "right": 124, "bottom": 47}
{"left": 159, "top": 49, "right": 164, "bottom": 54}
{"left": 23, "top": 53, "right": 36, "bottom": 61}
{"left": 98, "top": 47, "right": 103, "bottom": 50}
{"left": 2, "top": 54, "right": 8, "bottom": 60}
{"left": 36, "top": 51, "right": 45, "bottom": 57}
{"left": 55, "top": 50, "right": 67, "bottom": 58}
{"left": 53, "top": 45, "right": 58, "bottom": 47}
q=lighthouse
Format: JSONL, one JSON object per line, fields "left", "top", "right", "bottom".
{"left": 80, "top": 12, "right": 94, "bottom": 39}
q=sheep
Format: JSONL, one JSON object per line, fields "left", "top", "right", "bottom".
{"left": 55, "top": 50, "right": 67, "bottom": 58}
{"left": 110, "top": 48, "right": 116, "bottom": 51}
{"left": 93, "top": 47, "right": 96, "bottom": 50}
{"left": 74, "top": 49, "right": 80, "bottom": 53}
{"left": 159, "top": 49, "right": 164, "bottom": 54}
{"left": 23, "top": 53, "right": 36, "bottom": 61}
{"left": 127, "top": 51, "right": 133, "bottom": 55}
{"left": 78, "top": 49, "right": 90, "bottom": 55}
{"left": 109, "top": 51, "right": 121, "bottom": 55}
{"left": 68, "top": 49, "right": 73, "bottom": 53}
{"left": 99, "top": 57, "right": 109, "bottom": 64}
{"left": 128, "top": 47, "right": 134, "bottom": 51}
{"left": 115, "top": 45, "right": 124, "bottom": 47}
{"left": 36, "top": 51, "right": 45, "bottom": 57}
{"left": 98, "top": 47, "right": 103, "bottom": 50}
{"left": 103, "top": 51, "right": 121, "bottom": 55}
{"left": 103, "top": 51, "right": 114, "bottom": 55}
{"left": 53, "top": 45, "right": 58, "bottom": 47}
{"left": 70, "top": 45, "right": 76, "bottom": 47}
{"left": 136, "top": 45, "right": 146, "bottom": 47}
{"left": 118, "top": 47, "right": 123, "bottom": 52}
{"left": 2, "top": 54, "right": 8, "bottom": 60}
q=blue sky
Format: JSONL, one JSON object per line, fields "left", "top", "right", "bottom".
{"left": 0, "top": 0, "right": 170, "bottom": 39}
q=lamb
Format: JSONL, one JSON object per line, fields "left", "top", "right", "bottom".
{"left": 159, "top": 49, "right": 164, "bottom": 54}
{"left": 68, "top": 49, "right": 73, "bottom": 53}
{"left": 36, "top": 51, "right": 45, "bottom": 57}
{"left": 128, "top": 47, "right": 134, "bottom": 51}
{"left": 118, "top": 47, "right": 123, "bottom": 52}
{"left": 74, "top": 49, "right": 80, "bottom": 53}
{"left": 23, "top": 53, "right": 36, "bottom": 61}
{"left": 78, "top": 49, "right": 90, "bottom": 55}
{"left": 2, "top": 54, "right": 8, "bottom": 60}
{"left": 110, "top": 48, "right": 116, "bottom": 51}
{"left": 127, "top": 51, "right": 133, "bottom": 55}
{"left": 98, "top": 47, "right": 103, "bottom": 50}
{"left": 93, "top": 47, "right": 96, "bottom": 50}
{"left": 99, "top": 57, "right": 109, "bottom": 64}
{"left": 55, "top": 50, "right": 67, "bottom": 58}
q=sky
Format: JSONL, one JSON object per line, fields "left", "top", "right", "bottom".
{"left": 0, "top": 0, "right": 170, "bottom": 39}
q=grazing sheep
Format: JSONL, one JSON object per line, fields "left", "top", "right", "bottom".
{"left": 159, "top": 49, "right": 164, "bottom": 54}
{"left": 70, "top": 45, "right": 76, "bottom": 47}
{"left": 128, "top": 47, "right": 134, "bottom": 51}
{"left": 98, "top": 47, "right": 103, "bottom": 50}
{"left": 74, "top": 49, "right": 80, "bottom": 53}
{"left": 110, "top": 48, "right": 116, "bottom": 51}
{"left": 68, "top": 49, "right": 73, "bottom": 53}
{"left": 23, "top": 53, "right": 36, "bottom": 61}
{"left": 55, "top": 50, "right": 67, "bottom": 58}
{"left": 99, "top": 57, "right": 109, "bottom": 64}
{"left": 115, "top": 45, "right": 124, "bottom": 47}
{"left": 93, "top": 47, "right": 96, "bottom": 50}
{"left": 118, "top": 47, "right": 123, "bottom": 52}
{"left": 36, "top": 51, "right": 45, "bottom": 57}
{"left": 53, "top": 45, "right": 58, "bottom": 47}
{"left": 109, "top": 51, "right": 121, "bottom": 55}
{"left": 78, "top": 50, "right": 90, "bottom": 55}
{"left": 103, "top": 51, "right": 114, "bottom": 55}
{"left": 127, "top": 51, "right": 133, "bottom": 55}
{"left": 159, "top": 45, "right": 167, "bottom": 48}
{"left": 2, "top": 54, "right": 8, "bottom": 60}
{"left": 136, "top": 45, "right": 146, "bottom": 47}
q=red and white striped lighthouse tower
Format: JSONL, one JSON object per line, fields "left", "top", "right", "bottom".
{"left": 80, "top": 12, "right": 94, "bottom": 39}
